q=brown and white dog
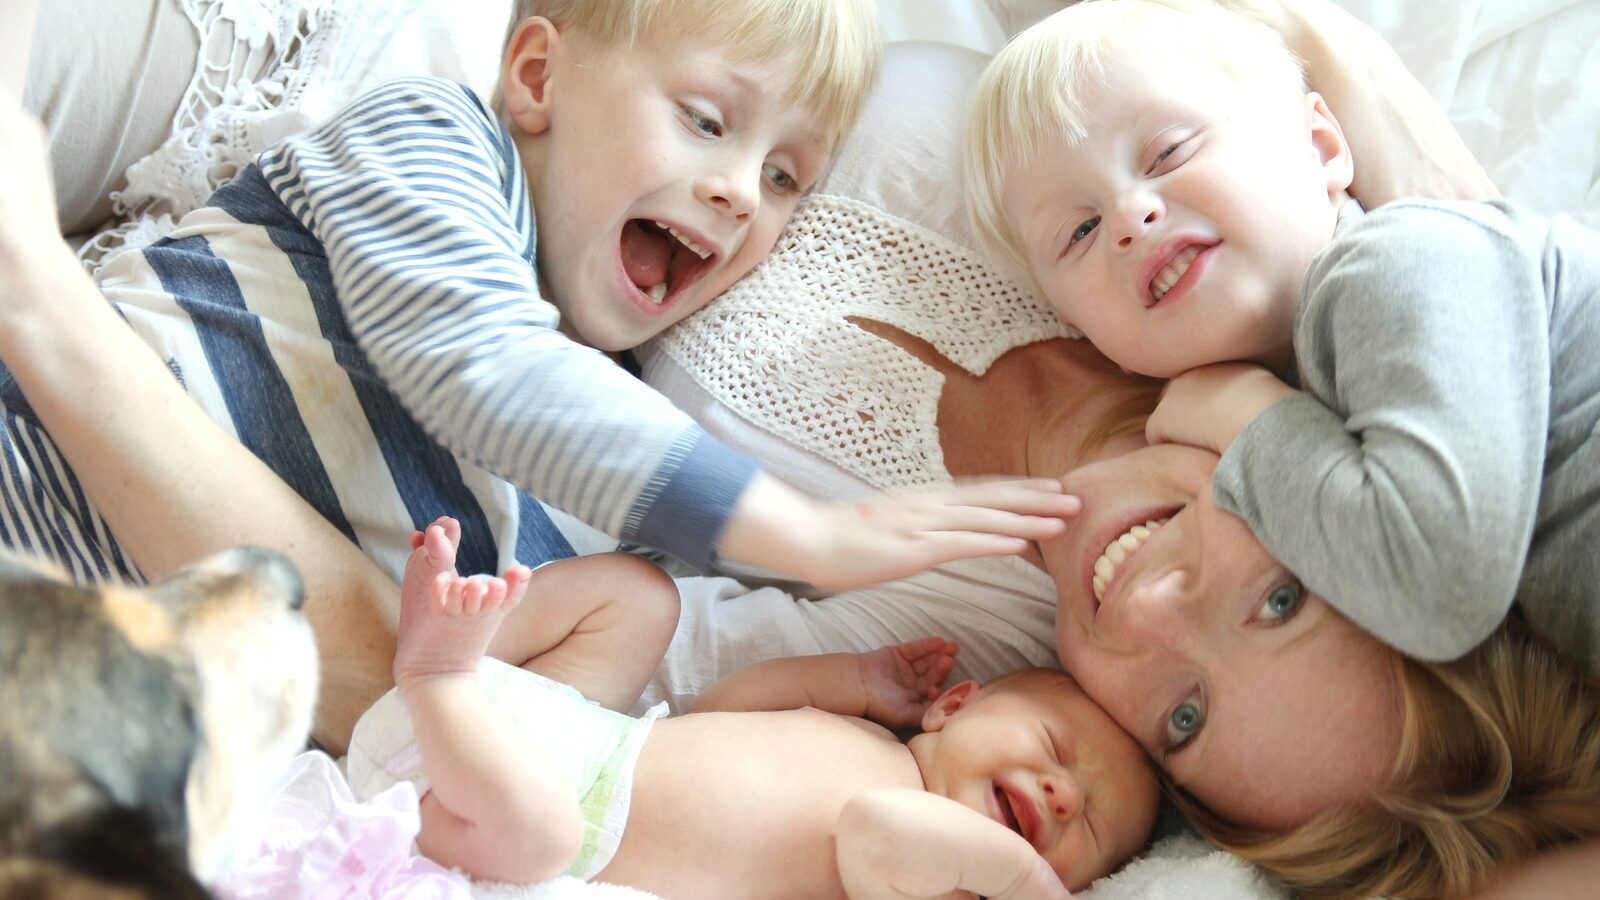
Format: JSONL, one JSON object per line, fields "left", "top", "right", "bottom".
{"left": 0, "top": 546, "right": 318, "bottom": 897}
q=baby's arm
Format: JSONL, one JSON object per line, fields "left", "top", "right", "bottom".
{"left": 1218, "top": 0, "right": 1497, "bottom": 205}
{"left": 836, "top": 789, "right": 1072, "bottom": 900}
{"left": 690, "top": 638, "right": 958, "bottom": 730}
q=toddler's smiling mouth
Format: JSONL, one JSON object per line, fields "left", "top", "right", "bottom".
{"left": 620, "top": 219, "right": 718, "bottom": 306}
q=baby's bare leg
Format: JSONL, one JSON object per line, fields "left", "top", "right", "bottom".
{"left": 486, "top": 552, "right": 680, "bottom": 711}
{"left": 396, "top": 520, "right": 582, "bottom": 884}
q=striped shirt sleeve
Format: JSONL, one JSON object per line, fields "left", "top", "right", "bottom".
{"left": 256, "top": 77, "right": 754, "bottom": 570}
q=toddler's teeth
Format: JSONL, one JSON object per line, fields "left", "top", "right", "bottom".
{"left": 647, "top": 282, "right": 667, "bottom": 303}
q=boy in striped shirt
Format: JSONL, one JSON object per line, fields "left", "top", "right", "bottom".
{"left": 3, "top": 4, "right": 1075, "bottom": 616}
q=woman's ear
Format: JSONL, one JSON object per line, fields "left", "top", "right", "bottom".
{"left": 1306, "top": 92, "right": 1354, "bottom": 197}
{"left": 501, "top": 16, "right": 561, "bottom": 135}
{"left": 921, "top": 680, "right": 982, "bottom": 732}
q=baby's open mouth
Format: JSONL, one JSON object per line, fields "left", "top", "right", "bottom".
{"left": 621, "top": 219, "right": 715, "bottom": 305}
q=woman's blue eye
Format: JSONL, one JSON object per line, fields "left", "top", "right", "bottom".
{"left": 1071, "top": 216, "right": 1100, "bottom": 245}
{"left": 685, "top": 106, "right": 723, "bottom": 137}
{"left": 1260, "top": 580, "right": 1304, "bottom": 622}
{"left": 1165, "top": 698, "right": 1204, "bottom": 749}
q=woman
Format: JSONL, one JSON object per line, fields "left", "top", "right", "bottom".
{"left": 1, "top": 3, "right": 1595, "bottom": 897}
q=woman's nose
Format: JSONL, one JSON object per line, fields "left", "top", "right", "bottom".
{"left": 1116, "top": 569, "right": 1195, "bottom": 650}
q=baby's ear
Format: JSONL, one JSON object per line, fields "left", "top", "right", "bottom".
{"left": 501, "top": 17, "right": 562, "bottom": 135}
{"left": 1305, "top": 91, "right": 1354, "bottom": 197}
{"left": 921, "top": 679, "right": 982, "bottom": 732}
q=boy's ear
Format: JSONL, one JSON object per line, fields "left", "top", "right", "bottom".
{"left": 1305, "top": 92, "right": 1354, "bottom": 197}
{"left": 501, "top": 16, "right": 562, "bottom": 135}
{"left": 921, "top": 680, "right": 982, "bottom": 732}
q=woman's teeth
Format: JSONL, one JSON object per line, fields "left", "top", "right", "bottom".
{"left": 1150, "top": 245, "right": 1201, "bottom": 301}
{"left": 653, "top": 221, "right": 712, "bottom": 259}
{"left": 1092, "top": 517, "right": 1170, "bottom": 601}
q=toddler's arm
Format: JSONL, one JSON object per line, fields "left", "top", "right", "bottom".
{"left": 690, "top": 638, "right": 958, "bottom": 729}
{"left": 836, "top": 789, "right": 1072, "bottom": 900}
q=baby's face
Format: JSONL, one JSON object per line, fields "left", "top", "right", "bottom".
{"left": 520, "top": 29, "right": 833, "bottom": 352}
{"left": 1000, "top": 44, "right": 1349, "bottom": 378}
{"left": 913, "top": 669, "right": 1158, "bottom": 890}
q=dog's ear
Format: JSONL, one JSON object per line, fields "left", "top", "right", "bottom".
{"left": 150, "top": 547, "right": 316, "bottom": 882}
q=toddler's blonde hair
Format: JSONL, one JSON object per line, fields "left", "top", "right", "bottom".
{"left": 963, "top": 0, "right": 1305, "bottom": 295}
{"left": 500, "top": 0, "right": 881, "bottom": 147}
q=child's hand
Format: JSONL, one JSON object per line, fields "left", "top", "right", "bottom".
{"left": 1145, "top": 363, "right": 1298, "bottom": 456}
{"left": 809, "top": 479, "right": 1079, "bottom": 590}
{"left": 858, "top": 638, "right": 960, "bottom": 729}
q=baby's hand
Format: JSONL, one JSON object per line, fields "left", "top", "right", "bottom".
{"left": 1145, "top": 363, "right": 1298, "bottom": 456}
{"left": 858, "top": 637, "right": 959, "bottom": 729}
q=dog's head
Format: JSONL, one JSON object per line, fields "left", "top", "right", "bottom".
{"left": 0, "top": 546, "right": 318, "bottom": 896}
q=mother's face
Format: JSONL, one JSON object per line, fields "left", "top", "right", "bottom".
{"left": 1045, "top": 444, "right": 1402, "bottom": 830}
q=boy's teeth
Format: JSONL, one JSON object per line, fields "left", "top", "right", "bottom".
{"left": 1150, "top": 245, "right": 1202, "bottom": 301}
{"left": 1092, "top": 518, "right": 1170, "bottom": 601}
{"left": 653, "top": 221, "right": 712, "bottom": 260}
{"left": 646, "top": 282, "right": 667, "bottom": 303}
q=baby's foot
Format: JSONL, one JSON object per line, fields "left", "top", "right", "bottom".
{"left": 393, "top": 519, "right": 531, "bottom": 691}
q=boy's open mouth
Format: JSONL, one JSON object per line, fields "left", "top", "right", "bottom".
{"left": 621, "top": 218, "right": 716, "bottom": 306}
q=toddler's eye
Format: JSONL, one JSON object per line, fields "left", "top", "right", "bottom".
{"left": 1070, "top": 216, "right": 1100, "bottom": 246}
{"left": 683, "top": 106, "right": 723, "bottom": 138}
{"left": 1258, "top": 580, "right": 1304, "bottom": 623}
{"left": 1147, "top": 137, "right": 1194, "bottom": 175}
{"left": 763, "top": 162, "right": 797, "bottom": 193}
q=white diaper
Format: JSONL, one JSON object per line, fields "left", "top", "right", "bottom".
{"left": 346, "top": 659, "right": 668, "bottom": 880}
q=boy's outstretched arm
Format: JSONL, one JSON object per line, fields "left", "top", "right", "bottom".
{"left": 690, "top": 638, "right": 958, "bottom": 730}
{"left": 836, "top": 789, "right": 1073, "bottom": 900}
{"left": 718, "top": 472, "right": 1078, "bottom": 591}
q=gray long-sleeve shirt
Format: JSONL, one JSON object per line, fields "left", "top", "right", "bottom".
{"left": 1214, "top": 199, "right": 1600, "bottom": 672}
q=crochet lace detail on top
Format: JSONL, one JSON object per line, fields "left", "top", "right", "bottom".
{"left": 651, "top": 193, "right": 1075, "bottom": 492}
{"left": 80, "top": 0, "right": 411, "bottom": 271}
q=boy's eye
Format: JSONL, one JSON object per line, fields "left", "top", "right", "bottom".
{"left": 1256, "top": 579, "right": 1305, "bottom": 623}
{"left": 763, "top": 162, "right": 798, "bottom": 193}
{"left": 683, "top": 105, "right": 724, "bottom": 138}
{"left": 1163, "top": 695, "right": 1204, "bottom": 753}
{"left": 1070, "top": 216, "right": 1100, "bottom": 246}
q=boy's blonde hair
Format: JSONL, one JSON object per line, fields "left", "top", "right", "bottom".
{"left": 501, "top": 0, "right": 881, "bottom": 146}
{"left": 963, "top": 0, "right": 1305, "bottom": 294}
{"left": 1175, "top": 623, "right": 1600, "bottom": 899}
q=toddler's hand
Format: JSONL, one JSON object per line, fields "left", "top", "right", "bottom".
{"left": 1145, "top": 363, "right": 1298, "bottom": 456}
{"left": 804, "top": 478, "right": 1079, "bottom": 590}
{"left": 858, "top": 637, "right": 959, "bottom": 729}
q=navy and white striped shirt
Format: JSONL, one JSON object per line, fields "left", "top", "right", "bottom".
{"left": 0, "top": 77, "right": 752, "bottom": 583}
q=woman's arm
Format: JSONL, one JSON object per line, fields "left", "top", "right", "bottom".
{"left": 1220, "top": 0, "right": 1498, "bottom": 205}
{"left": 0, "top": 98, "right": 394, "bottom": 754}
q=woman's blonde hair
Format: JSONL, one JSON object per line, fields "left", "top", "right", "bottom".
{"left": 499, "top": 0, "right": 881, "bottom": 146}
{"left": 963, "top": 0, "right": 1304, "bottom": 296}
{"left": 1176, "top": 622, "right": 1600, "bottom": 899}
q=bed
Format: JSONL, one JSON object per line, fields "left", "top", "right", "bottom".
{"left": 23, "top": 0, "right": 1600, "bottom": 897}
